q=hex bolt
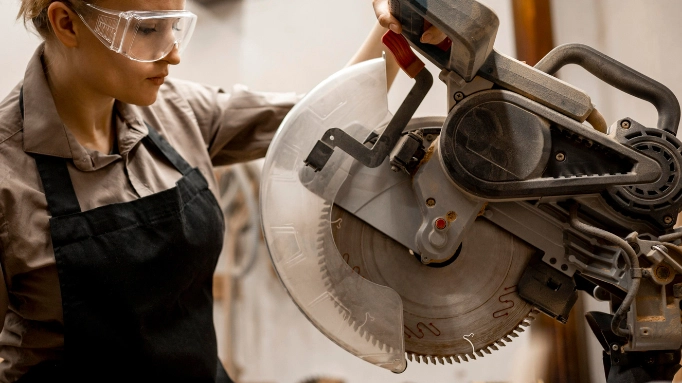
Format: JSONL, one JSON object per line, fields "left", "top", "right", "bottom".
{"left": 664, "top": 215, "right": 674, "bottom": 225}
{"left": 454, "top": 92, "right": 465, "bottom": 101}
{"left": 425, "top": 134, "right": 436, "bottom": 142}
{"left": 621, "top": 120, "right": 631, "bottom": 129}
{"left": 426, "top": 198, "right": 436, "bottom": 207}
{"left": 555, "top": 152, "right": 566, "bottom": 162}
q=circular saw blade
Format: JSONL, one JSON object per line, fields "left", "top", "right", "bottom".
{"left": 329, "top": 206, "right": 538, "bottom": 364}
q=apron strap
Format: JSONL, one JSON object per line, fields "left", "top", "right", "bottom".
{"left": 143, "top": 123, "right": 193, "bottom": 176}
{"left": 33, "top": 155, "right": 82, "bottom": 216}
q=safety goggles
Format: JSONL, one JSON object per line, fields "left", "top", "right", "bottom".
{"left": 74, "top": 2, "right": 197, "bottom": 62}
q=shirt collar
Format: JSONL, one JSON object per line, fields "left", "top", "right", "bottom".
{"left": 21, "top": 43, "right": 149, "bottom": 171}
{"left": 22, "top": 43, "right": 72, "bottom": 159}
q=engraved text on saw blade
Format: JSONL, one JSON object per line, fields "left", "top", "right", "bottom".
{"left": 404, "top": 322, "right": 441, "bottom": 339}
{"left": 330, "top": 218, "right": 343, "bottom": 229}
{"left": 463, "top": 333, "right": 475, "bottom": 354}
{"left": 356, "top": 312, "right": 376, "bottom": 333}
{"left": 342, "top": 253, "right": 362, "bottom": 275}
{"left": 493, "top": 285, "right": 517, "bottom": 318}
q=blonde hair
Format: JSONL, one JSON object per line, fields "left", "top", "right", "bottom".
{"left": 17, "top": 0, "right": 87, "bottom": 39}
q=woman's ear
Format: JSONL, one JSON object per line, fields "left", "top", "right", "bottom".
{"left": 47, "top": 2, "right": 81, "bottom": 48}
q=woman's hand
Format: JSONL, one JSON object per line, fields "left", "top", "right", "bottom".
{"left": 372, "top": 0, "right": 447, "bottom": 44}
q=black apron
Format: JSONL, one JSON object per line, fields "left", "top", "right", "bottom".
{"left": 18, "top": 90, "right": 232, "bottom": 382}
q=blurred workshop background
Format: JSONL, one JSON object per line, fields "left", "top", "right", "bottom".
{"left": 2, "top": 0, "right": 682, "bottom": 382}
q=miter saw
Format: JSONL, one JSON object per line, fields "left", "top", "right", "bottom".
{"left": 259, "top": 1, "right": 682, "bottom": 382}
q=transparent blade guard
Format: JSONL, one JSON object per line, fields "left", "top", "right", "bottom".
{"left": 260, "top": 58, "right": 407, "bottom": 372}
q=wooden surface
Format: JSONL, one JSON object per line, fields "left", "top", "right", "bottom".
{"left": 511, "top": 0, "right": 554, "bottom": 65}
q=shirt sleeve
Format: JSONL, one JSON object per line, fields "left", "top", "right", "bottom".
{"left": 164, "top": 79, "right": 300, "bottom": 167}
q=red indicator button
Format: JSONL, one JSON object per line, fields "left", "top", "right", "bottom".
{"left": 435, "top": 218, "right": 448, "bottom": 231}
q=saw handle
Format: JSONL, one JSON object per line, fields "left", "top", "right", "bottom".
{"left": 389, "top": 0, "right": 499, "bottom": 81}
{"left": 535, "top": 44, "right": 681, "bottom": 135}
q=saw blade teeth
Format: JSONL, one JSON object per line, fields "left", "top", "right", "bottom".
{"left": 515, "top": 326, "right": 525, "bottom": 332}
{"left": 510, "top": 332, "right": 519, "bottom": 338}
{"left": 406, "top": 353, "right": 413, "bottom": 362}
{"left": 461, "top": 355, "right": 469, "bottom": 362}
{"left": 496, "top": 340, "right": 506, "bottom": 347}
{"left": 445, "top": 356, "right": 453, "bottom": 364}
{"left": 475, "top": 350, "right": 484, "bottom": 358}
{"left": 490, "top": 344, "right": 499, "bottom": 351}
{"left": 452, "top": 355, "right": 461, "bottom": 363}
{"left": 503, "top": 336, "right": 513, "bottom": 342}
{"left": 482, "top": 347, "right": 492, "bottom": 355}
{"left": 520, "top": 320, "right": 531, "bottom": 327}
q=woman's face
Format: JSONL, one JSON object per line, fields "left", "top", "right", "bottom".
{"left": 71, "top": 0, "right": 186, "bottom": 106}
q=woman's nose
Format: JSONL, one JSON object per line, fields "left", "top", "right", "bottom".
{"left": 162, "top": 43, "right": 182, "bottom": 65}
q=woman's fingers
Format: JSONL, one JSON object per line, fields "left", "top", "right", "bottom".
{"left": 373, "top": 0, "right": 447, "bottom": 44}
{"left": 373, "top": 0, "right": 402, "bottom": 34}
{"left": 420, "top": 24, "right": 447, "bottom": 44}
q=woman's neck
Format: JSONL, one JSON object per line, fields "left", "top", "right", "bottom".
{"left": 43, "top": 44, "right": 116, "bottom": 154}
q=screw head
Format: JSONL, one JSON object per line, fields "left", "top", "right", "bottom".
{"left": 454, "top": 92, "right": 465, "bottom": 101}
{"left": 664, "top": 215, "right": 674, "bottom": 225}
{"left": 446, "top": 211, "right": 457, "bottom": 221}
{"left": 611, "top": 344, "right": 620, "bottom": 351}
{"left": 621, "top": 120, "right": 631, "bottom": 129}
{"left": 426, "top": 198, "right": 436, "bottom": 207}
{"left": 555, "top": 152, "right": 566, "bottom": 162}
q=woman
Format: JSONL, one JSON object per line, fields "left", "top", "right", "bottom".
{"left": 0, "top": 0, "right": 439, "bottom": 381}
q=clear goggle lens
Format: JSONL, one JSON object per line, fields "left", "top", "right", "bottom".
{"left": 76, "top": 3, "right": 197, "bottom": 62}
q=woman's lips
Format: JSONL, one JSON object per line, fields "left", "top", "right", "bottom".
{"left": 147, "top": 76, "right": 166, "bottom": 86}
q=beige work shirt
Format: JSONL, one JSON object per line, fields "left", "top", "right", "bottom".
{"left": 0, "top": 45, "right": 297, "bottom": 382}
